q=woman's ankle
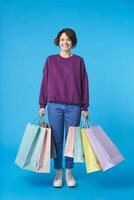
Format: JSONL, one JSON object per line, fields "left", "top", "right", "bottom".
{"left": 56, "top": 168, "right": 63, "bottom": 173}
{"left": 66, "top": 168, "right": 72, "bottom": 173}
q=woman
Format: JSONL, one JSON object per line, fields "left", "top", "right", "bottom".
{"left": 39, "top": 28, "right": 89, "bottom": 188}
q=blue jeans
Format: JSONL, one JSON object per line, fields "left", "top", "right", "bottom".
{"left": 47, "top": 102, "right": 81, "bottom": 169}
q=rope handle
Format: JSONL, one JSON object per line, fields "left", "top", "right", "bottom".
{"left": 32, "top": 115, "right": 51, "bottom": 128}
{"left": 80, "top": 116, "right": 94, "bottom": 128}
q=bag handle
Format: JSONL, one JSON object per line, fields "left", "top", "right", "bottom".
{"left": 32, "top": 115, "right": 51, "bottom": 128}
{"left": 80, "top": 116, "right": 93, "bottom": 128}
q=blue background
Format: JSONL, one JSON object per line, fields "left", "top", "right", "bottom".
{"left": 1, "top": 0, "right": 134, "bottom": 199}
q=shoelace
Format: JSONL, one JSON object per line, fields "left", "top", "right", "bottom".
{"left": 55, "top": 172, "right": 62, "bottom": 181}
{"left": 66, "top": 171, "right": 74, "bottom": 181}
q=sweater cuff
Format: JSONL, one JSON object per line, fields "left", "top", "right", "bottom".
{"left": 81, "top": 107, "right": 88, "bottom": 111}
{"left": 40, "top": 104, "right": 44, "bottom": 108}
{"left": 40, "top": 103, "right": 47, "bottom": 108}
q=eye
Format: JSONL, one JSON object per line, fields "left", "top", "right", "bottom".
{"left": 60, "top": 38, "right": 71, "bottom": 42}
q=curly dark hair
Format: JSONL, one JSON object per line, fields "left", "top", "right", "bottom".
{"left": 54, "top": 28, "right": 77, "bottom": 48}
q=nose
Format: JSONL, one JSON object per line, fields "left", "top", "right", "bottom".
{"left": 63, "top": 41, "right": 68, "bottom": 44}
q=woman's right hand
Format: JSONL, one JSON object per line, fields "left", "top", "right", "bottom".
{"left": 39, "top": 108, "right": 45, "bottom": 116}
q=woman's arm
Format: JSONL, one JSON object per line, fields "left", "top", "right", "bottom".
{"left": 80, "top": 58, "right": 89, "bottom": 112}
{"left": 39, "top": 57, "right": 49, "bottom": 110}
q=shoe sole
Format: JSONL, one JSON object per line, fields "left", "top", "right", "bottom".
{"left": 66, "top": 182, "right": 77, "bottom": 188}
{"left": 53, "top": 184, "right": 63, "bottom": 188}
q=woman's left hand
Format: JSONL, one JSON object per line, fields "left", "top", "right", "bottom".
{"left": 82, "top": 111, "right": 89, "bottom": 119}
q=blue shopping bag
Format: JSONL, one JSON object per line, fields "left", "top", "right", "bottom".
{"left": 73, "top": 117, "right": 90, "bottom": 163}
{"left": 73, "top": 127, "right": 85, "bottom": 163}
{"left": 15, "top": 123, "right": 41, "bottom": 170}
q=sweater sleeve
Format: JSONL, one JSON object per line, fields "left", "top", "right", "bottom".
{"left": 39, "top": 57, "right": 49, "bottom": 108}
{"left": 80, "top": 58, "right": 89, "bottom": 111}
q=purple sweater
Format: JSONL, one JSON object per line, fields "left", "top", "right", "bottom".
{"left": 39, "top": 54, "right": 89, "bottom": 111}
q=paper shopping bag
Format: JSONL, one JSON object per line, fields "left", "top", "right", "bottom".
{"left": 81, "top": 128, "right": 102, "bottom": 173}
{"left": 86, "top": 125, "right": 125, "bottom": 171}
{"left": 15, "top": 117, "right": 52, "bottom": 173}
{"left": 15, "top": 123, "right": 41, "bottom": 169}
{"left": 73, "top": 127, "right": 85, "bottom": 162}
{"left": 36, "top": 128, "right": 51, "bottom": 172}
{"left": 23, "top": 126, "right": 47, "bottom": 172}
{"left": 64, "top": 126, "right": 75, "bottom": 157}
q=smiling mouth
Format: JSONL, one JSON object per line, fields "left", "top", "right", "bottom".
{"left": 62, "top": 45, "right": 70, "bottom": 48}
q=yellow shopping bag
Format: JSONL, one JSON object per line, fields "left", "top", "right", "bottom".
{"left": 81, "top": 128, "right": 102, "bottom": 173}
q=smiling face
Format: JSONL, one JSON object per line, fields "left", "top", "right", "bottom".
{"left": 59, "top": 32, "right": 72, "bottom": 52}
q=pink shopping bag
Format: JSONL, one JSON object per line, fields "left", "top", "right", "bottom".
{"left": 36, "top": 128, "right": 51, "bottom": 173}
{"left": 86, "top": 125, "right": 125, "bottom": 171}
{"left": 64, "top": 126, "right": 75, "bottom": 157}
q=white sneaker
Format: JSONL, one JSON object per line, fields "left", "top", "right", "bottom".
{"left": 53, "top": 169, "right": 63, "bottom": 188}
{"left": 65, "top": 169, "right": 77, "bottom": 187}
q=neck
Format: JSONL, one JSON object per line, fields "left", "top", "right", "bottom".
{"left": 60, "top": 50, "right": 73, "bottom": 58}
